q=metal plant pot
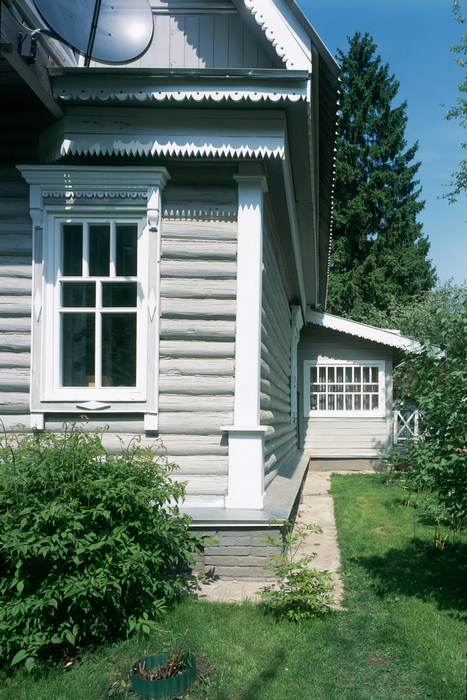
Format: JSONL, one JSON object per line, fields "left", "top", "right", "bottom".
{"left": 131, "top": 652, "right": 197, "bottom": 699}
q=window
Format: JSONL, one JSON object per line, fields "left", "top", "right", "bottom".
{"left": 21, "top": 166, "right": 170, "bottom": 429}
{"left": 303, "top": 361, "right": 384, "bottom": 416}
{"left": 55, "top": 219, "right": 142, "bottom": 393}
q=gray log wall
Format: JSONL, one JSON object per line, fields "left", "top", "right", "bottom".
{"left": 298, "top": 325, "right": 393, "bottom": 457}
{"left": 0, "top": 168, "right": 32, "bottom": 423}
{"left": 158, "top": 185, "right": 238, "bottom": 499}
{"left": 261, "top": 216, "right": 296, "bottom": 488}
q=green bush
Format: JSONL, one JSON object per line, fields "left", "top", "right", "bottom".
{"left": 0, "top": 423, "right": 206, "bottom": 671}
{"left": 401, "top": 295, "right": 467, "bottom": 528}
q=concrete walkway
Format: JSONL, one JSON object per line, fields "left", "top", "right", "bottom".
{"left": 191, "top": 468, "right": 377, "bottom": 605}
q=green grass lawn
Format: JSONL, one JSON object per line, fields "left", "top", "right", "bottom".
{"left": 1, "top": 473, "right": 466, "bottom": 700}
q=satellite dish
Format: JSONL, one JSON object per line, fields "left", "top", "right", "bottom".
{"left": 33, "top": 0, "right": 154, "bottom": 65}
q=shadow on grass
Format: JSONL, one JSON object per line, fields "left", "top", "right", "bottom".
{"left": 352, "top": 540, "right": 467, "bottom": 616}
{"left": 237, "top": 647, "right": 286, "bottom": 700}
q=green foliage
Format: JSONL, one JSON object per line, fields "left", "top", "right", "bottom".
{"left": 0, "top": 423, "right": 206, "bottom": 670}
{"left": 327, "top": 32, "right": 436, "bottom": 320}
{"left": 400, "top": 297, "right": 467, "bottom": 525}
{"left": 363, "top": 282, "right": 467, "bottom": 401}
{"left": 259, "top": 519, "right": 334, "bottom": 621}
{"left": 443, "top": 1, "right": 467, "bottom": 203}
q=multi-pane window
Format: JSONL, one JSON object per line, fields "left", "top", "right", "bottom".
{"left": 59, "top": 221, "right": 139, "bottom": 389}
{"left": 306, "top": 362, "right": 383, "bottom": 414}
{"left": 21, "top": 165, "right": 169, "bottom": 429}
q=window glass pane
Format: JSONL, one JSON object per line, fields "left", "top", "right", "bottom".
{"left": 62, "top": 282, "right": 95, "bottom": 308}
{"left": 345, "top": 394, "right": 352, "bottom": 410}
{"left": 89, "top": 224, "right": 110, "bottom": 277}
{"left": 310, "top": 367, "right": 317, "bottom": 383}
{"left": 354, "top": 367, "right": 361, "bottom": 383}
{"left": 336, "top": 394, "right": 343, "bottom": 410}
{"left": 372, "top": 394, "right": 379, "bottom": 410}
{"left": 101, "top": 313, "right": 136, "bottom": 387}
{"left": 310, "top": 394, "right": 317, "bottom": 410}
{"left": 319, "top": 394, "right": 326, "bottom": 410}
{"left": 354, "top": 395, "right": 361, "bottom": 410}
{"left": 328, "top": 394, "right": 335, "bottom": 410}
{"left": 329, "top": 384, "right": 343, "bottom": 393}
{"left": 61, "top": 313, "right": 95, "bottom": 386}
{"left": 345, "top": 367, "right": 352, "bottom": 383}
{"left": 328, "top": 367, "right": 334, "bottom": 382}
{"left": 346, "top": 384, "right": 361, "bottom": 393}
{"left": 363, "top": 367, "right": 370, "bottom": 383}
{"left": 363, "top": 394, "right": 370, "bottom": 410}
{"left": 319, "top": 367, "right": 326, "bottom": 383}
{"left": 102, "top": 282, "right": 137, "bottom": 307}
{"left": 62, "top": 224, "right": 82, "bottom": 276}
{"left": 371, "top": 367, "right": 379, "bottom": 383}
{"left": 116, "top": 224, "right": 138, "bottom": 276}
{"left": 364, "top": 384, "right": 379, "bottom": 393}
{"left": 336, "top": 367, "right": 343, "bottom": 383}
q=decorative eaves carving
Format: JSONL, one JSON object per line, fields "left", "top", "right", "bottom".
{"left": 43, "top": 190, "right": 148, "bottom": 199}
{"left": 307, "top": 310, "right": 422, "bottom": 352}
{"left": 242, "top": 0, "right": 311, "bottom": 70}
{"left": 56, "top": 90, "right": 305, "bottom": 104}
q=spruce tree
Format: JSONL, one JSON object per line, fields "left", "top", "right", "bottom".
{"left": 327, "top": 32, "right": 436, "bottom": 320}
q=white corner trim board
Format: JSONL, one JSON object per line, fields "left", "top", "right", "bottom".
{"left": 223, "top": 173, "right": 270, "bottom": 510}
{"left": 222, "top": 427, "right": 272, "bottom": 509}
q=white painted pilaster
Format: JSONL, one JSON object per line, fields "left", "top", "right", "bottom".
{"left": 223, "top": 172, "right": 270, "bottom": 510}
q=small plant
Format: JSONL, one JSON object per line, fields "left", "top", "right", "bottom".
{"left": 379, "top": 446, "right": 407, "bottom": 476}
{"left": 259, "top": 518, "right": 334, "bottom": 621}
{"left": 135, "top": 629, "right": 190, "bottom": 681}
{"left": 0, "top": 423, "right": 208, "bottom": 671}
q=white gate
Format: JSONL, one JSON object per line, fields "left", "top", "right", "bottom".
{"left": 393, "top": 408, "right": 419, "bottom": 444}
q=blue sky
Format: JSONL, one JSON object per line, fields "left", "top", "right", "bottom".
{"left": 297, "top": 0, "right": 467, "bottom": 286}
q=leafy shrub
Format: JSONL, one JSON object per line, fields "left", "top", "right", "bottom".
{"left": 401, "top": 296, "right": 467, "bottom": 528}
{"left": 0, "top": 423, "right": 206, "bottom": 671}
{"left": 259, "top": 519, "right": 334, "bottom": 621}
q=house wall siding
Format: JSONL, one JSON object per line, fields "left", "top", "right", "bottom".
{"left": 0, "top": 170, "right": 32, "bottom": 421}
{"left": 298, "top": 325, "right": 393, "bottom": 457}
{"left": 93, "top": 0, "right": 277, "bottom": 70}
{"left": 261, "top": 216, "right": 296, "bottom": 487}
{"left": 158, "top": 187, "right": 237, "bottom": 499}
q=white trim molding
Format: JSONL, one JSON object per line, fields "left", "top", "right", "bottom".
{"left": 237, "top": 0, "right": 312, "bottom": 69}
{"left": 38, "top": 108, "right": 286, "bottom": 163}
{"left": 223, "top": 170, "right": 270, "bottom": 510}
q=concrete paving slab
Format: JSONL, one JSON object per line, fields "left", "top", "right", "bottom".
{"left": 190, "top": 468, "right": 380, "bottom": 605}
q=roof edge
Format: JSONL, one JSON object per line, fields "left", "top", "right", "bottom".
{"left": 306, "top": 310, "right": 422, "bottom": 352}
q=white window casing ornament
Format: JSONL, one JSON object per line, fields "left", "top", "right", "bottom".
{"left": 18, "top": 166, "right": 170, "bottom": 428}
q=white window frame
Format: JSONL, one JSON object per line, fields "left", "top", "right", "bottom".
{"left": 20, "top": 166, "right": 170, "bottom": 429}
{"left": 45, "top": 214, "right": 147, "bottom": 403}
{"left": 303, "top": 360, "right": 385, "bottom": 418}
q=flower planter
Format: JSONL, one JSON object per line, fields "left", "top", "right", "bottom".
{"left": 131, "top": 652, "right": 197, "bottom": 699}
